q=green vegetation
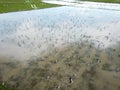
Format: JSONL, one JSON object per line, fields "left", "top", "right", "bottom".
{"left": 0, "top": 0, "right": 59, "bottom": 13}
{"left": 81, "top": 0, "right": 120, "bottom": 3}
{"left": 0, "top": 83, "right": 15, "bottom": 90}
{"left": 102, "top": 63, "right": 111, "bottom": 71}
{"left": 0, "top": 0, "right": 119, "bottom": 13}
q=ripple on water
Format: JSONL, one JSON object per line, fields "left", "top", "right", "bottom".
{"left": 0, "top": 6, "right": 120, "bottom": 60}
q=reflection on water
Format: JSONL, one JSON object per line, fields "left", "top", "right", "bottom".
{"left": 43, "top": 0, "right": 120, "bottom": 10}
{"left": 0, "top": 5, "right": 120, "bottom": 90}
{"left": 0, "top": 6, "right": 120, "bottom": 60}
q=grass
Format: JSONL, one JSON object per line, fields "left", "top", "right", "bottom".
{"left": 81, "top": 0, "right": 120, "bottom": 3}
{"left": 0, "top": 0, "right": 120, "bottom": 13}
{"left": 0, "top": 0, "right": 59, "bottom": 13}
{"left": 0, "top": 83, "right": 16, "bottom": 90}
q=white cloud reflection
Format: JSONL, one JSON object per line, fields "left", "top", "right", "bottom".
{"left": 0, "top": 6, "right": 120, "bottom": 60}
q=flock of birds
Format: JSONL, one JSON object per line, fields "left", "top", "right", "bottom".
{"left": 0, "top": 6, "right": 120, "bottom": 60}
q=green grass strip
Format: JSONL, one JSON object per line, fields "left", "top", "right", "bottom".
{"left": 0, "top": 0, "right": 59, "bottom": 13}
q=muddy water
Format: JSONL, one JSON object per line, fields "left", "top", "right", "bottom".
{"left": 0, "top": 6, "right": 120, "bottom": 90}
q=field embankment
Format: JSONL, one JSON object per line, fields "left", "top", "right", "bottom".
{"left": 0, "top": 0, "right": 59, "bottom": 13}
{"left": 81, "top": 0, "right": 120, "bottom": 3}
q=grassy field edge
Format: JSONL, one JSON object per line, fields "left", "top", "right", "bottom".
{"left": 0, "top": 0, "right": 60, "bottom": 13}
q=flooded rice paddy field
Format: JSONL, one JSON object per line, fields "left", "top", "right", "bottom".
{"left": 0, "top": 6, "right": 120, "bottom": 90}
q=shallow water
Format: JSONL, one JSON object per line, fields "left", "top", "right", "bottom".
{"left": 0, "top": 6, "right": 120, "bottom": 60}
{"left": 0, "top": 3, "right": 120, "bottom": 90}
{"left": 43, "top": 0, "right": 120, "bottom": 10}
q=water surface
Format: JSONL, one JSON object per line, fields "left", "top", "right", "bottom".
{"left": 43, "top": 0, "right": 120, "bottom": 10}
{"left": 0, "top": 4, "right": 120, "bottom": 90}
{"left": 0, "top": 6, "right": 120, "bottom": 60}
